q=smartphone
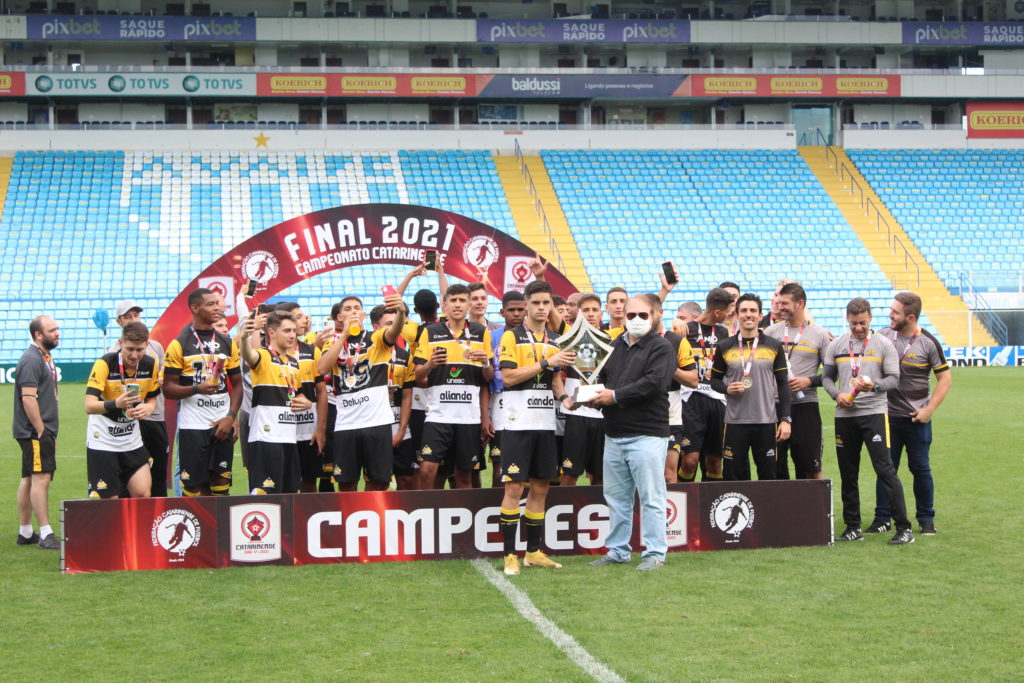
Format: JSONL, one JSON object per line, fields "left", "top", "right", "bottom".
{"left": 125, "top": 383, "right": 140, "bottom": 398}
{"left": 245, "top": 278, "right": 259, "bottom": 297}
{"left": 323, "top": 316, "right": 335, "bottom": 331}
{"left": 381, "top": 284, "right": 398, "bottom": 298}
{"left": 425, "top": 250, "right": 437, "bottom": 271}
{"left": 661, "top": 261, "right": 678, "bottom": 285}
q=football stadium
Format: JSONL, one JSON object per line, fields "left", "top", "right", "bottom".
{"left": 1, "top": 1, "right": 1023, "bottom": 679}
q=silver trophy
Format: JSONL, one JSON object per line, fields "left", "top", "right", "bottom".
{"left": 555, "top": 316, "right": 615, "bottom": 404}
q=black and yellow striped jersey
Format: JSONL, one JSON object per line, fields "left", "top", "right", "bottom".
{"left": 248, "top": 347, "right": 301, "bottom": 444}
{"left": 414, "top": 321, "right": 493, "bottom": 424}
{"left": 324, "top": 327, "right": 395, "bottom": 430}
{"left": 499, "top": 325, "right": 560, "bottom": 431}
{"left": 85, "top": 352, "right": 160, "bottom": 451}
{"left": 165, "top": 325, "right": 241, "bottom": 429}
{"left": 294, "top": 339, "right": 323, "bottom": 440}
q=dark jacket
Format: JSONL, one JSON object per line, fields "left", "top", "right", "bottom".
{"left": 598, "top": 331, "right": 675, "bottom": 438}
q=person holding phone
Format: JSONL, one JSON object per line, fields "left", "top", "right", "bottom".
{"left": 84, "top": 322, "right": 161, "bottom": 499}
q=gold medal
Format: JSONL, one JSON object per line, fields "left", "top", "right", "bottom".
{"left": 344, "top": 374, "right": 357, "bottom": 389}
{"left": 849, "top": 378, "right": 858, "bottom": 389}
{"left": 741, "top": 377, "right": 753, "bottom": 389}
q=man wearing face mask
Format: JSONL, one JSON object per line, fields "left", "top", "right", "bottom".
{"left": 588, "top": 295, "right": 676, "bottom": 571}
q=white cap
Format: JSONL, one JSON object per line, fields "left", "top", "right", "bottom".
{"left": 115, "top": 300, "right": 143, "bottom": 318}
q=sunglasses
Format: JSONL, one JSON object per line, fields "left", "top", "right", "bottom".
{"left": 625, "top": 312, "right": 650, "bottom": 320}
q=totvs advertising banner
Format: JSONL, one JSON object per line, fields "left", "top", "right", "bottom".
{"left": 62, "top": 481, "right": 832, "bottom": 572}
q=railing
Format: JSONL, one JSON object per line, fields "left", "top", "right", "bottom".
{"left": 958, "top": 272, "right": 1010, "bottom": 346}
{"left": 512, "top": 139, "right": 566, "bottom": 274}
{"left": 813, "top": 127, "right": 921, "bottom": 288}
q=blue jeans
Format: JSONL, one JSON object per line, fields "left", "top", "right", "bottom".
{"left": 602, "top": 434, "right": 669, "bottom": 562}
{"left": 874, "top": 417, "right": 934, "bottom": 523}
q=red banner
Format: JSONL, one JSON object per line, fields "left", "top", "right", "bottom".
{"left": 62, "top": 481, "right": 832, "bottom": 572}
{"left": 0, "top": 72, "right": 26, "bottom": 96}
{"left": 966, "top": 101, "right": 1024, "bottom": 138}
{"left": 256, "top": 73, "right": 480, "bottom": 97}
{"left": 686, "top": 74, "right": 900, "bottom": 98}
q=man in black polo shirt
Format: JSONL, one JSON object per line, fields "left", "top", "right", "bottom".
{"left": 588, "top": 295, "right": 676, "bottom": 571}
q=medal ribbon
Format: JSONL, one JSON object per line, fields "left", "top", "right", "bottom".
{"left": 848, "top": 332, "right": 871, "bottom": 379}
{"left": 269, "top": 348, "right": 297, "bottom": 400}
{"left": 897, "top": 329, "right": 920, "bottom": 362}
{"left": 191, "top": 326, "right": 217, "bottom": 380}
{"left": 783, "top": 323, "right": 806, "bottom": 363}
{"left": 36, "top": 345, "right": 57, "bottom": 398}
{"left": 696, "top": 324, "right": 716, "bottom": 379}
{"left": 740, "top": 333, "right": 759, "bottom": 379}
{"left": 530, "top": 327, "right": 549, "bottom": 382}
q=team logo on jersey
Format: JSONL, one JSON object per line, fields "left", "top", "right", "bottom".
{"left": 151, "top": 509, "right": 202, "bottom": 558}
{"left": 241, "top": 250, "right": 279, "bottom": 285}
{"left": 462, "top": 235, "right": 500, "bottom": 273}
{"left": 230, "top": 503, "right": 282, "bottom": 563}
{"left": 709, "top": 492, "right": 754, "bottom": 540}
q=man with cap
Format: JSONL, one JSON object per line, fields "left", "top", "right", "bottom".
{"left": 110, "top": 300, "right": 169, "bottom": 496}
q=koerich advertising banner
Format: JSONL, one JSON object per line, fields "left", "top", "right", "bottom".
{"left": 62, "top": 481, "right": 833, "bottom": 572}
{"left": 966, "top": 102, "right": 1024, "bottom": 139}
{"left": 902, "top": 21, "right": 1024, "bottom": 45}
{"left": 477, "top": 19, "right": 690, "bottom": 44}
{"left": 686, "top": 74, "right": 900, "bottom": 97}
{"left": 26, "top": 15, "right": 256, "bottom": 41}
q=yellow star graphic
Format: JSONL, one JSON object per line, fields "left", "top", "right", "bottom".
{"left": 253, "top": 132, "right": 270, "bottom": 148}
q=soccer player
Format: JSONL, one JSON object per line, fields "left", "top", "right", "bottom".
{"left": 604, "top": 286, "right": 628, "bottom": 331}
{"left": 711, "top": 294, "right": 791, "bottom": 481}
{"left": 164, "top": 288, "right": 242, "bottom": 497}
{"left": 85, "top": 321, "right": 160, "bottom": 499}
{"left": 823, "top": 297, "right": 914, "bottom": 545}
{"left": 560, "top": 293, "right": 607, "bottom": 486}
{"left": 414, "top": 284, "right": 493, "bottom": 489}
{"left": 869, "top": 292, "right": 952, "bottom": 536}
{"left": 274, "top": 302, "right": 327, "bottom": 493}
{"left": 677, "top": 301, "right": 701, "bottom": 324}
{"left": 719, "top": 281, "right": 741, "bottom": 335}
{"left": 317, "top": 291, "right": 406, "bottom": 492}
{"left": 565, "top": 292, "right": 581, "bottom": 324}
{"left": 238, "top": 311, "right": 311, "bottom": 495}
{"left": 764, "top": 283, "right": 831, "bottom": 480}
{"left": 488, "top": 291, "right": 526, "bottom": 487}
{"left": 498, "top": 280, "right": 575, "bottom": 575}
{"left": 679, "top": 288, "right": 733, "bottom": 482}
{"left": 109, "top": 300, "right": 169, "bottom": 497}
{"left": 236, "top": 303, "right": 274, "bottom": 477}
{"left": 369, "top": 304, "right": 416, "bottom": 491}
{"left": 468, "top": 281, "right": 503, "bottom": 333}
{"left": 13, "top": 316, "right": 61, "bottom": 549}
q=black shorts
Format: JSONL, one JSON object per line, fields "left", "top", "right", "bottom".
{"left": 139, "top": 420, "right": 169, "bottom": 494}
{"left": 333, "top": 424, "right": 393, "bottom": 484}
{"left": 561, "top": 415, "right": 604, "bottom": 479}
{"left": 668, "top": 426, "right": 684, "bottom": 453}
{"left": 87, "top": 446, "right": 149, "bottom": 498}
{"left": 778, "top": 402, "right": 823, "bottom": 476}
{"left": 722, "top": 422, "right": 777, "bottom": 481}
{"left": 178, "top": 427, "right": 234, "bottom": 488}
{"left": 409, "top": 408, "right": 426, "bottom": 451}
{"left": 393, "top": 438, "right": 417, "bottom": 477}
{"left": 247, "top": 441, "right": 300, "bottom": 495}
{"left": 419, "top": 422, "right": 482, "bottom": 472}
{"left": 18, "top": 429, "right": 57, "bottom": 477}
{"left": 489, "top": 431, "right": 503, "bottom": 462}
{"left": 297, "top": 439, "right": 323, "bottom": 480}
{"left": 681, "top": 393, "right": 726, "bottom": 456}
{"left": 500, "top": 429, "right": 558, "bottom": 483}
{"left": 322, "top": 403, "right": 337, "bottom": 468}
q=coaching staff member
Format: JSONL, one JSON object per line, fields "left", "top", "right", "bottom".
{"left": 588, "top": 295, "right": 676, "bottom": 571}
{"left": 13, "top": 316, "right": 61, "bottom": 549}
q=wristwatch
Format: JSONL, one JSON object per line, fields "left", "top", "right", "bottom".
{"left": 781, "top": 416, "right": 792, "bottom": 423}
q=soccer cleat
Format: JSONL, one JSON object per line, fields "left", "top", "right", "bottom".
{"left": 889, "top": 528, "right": 916, "bottom": 546}
{"left": 17, "top": 532, "right": 39, "bottom": 546}
{"left": 836, "top": 527, "right": 864, "bottom": 542}
{"left": 588, "top": 555, "right": 628, "bottom": 567}
{"left": 919, "top": 521, "right": 937, "bottom": 535}
{"left": 503, "top": 553, "right": 520, "bottom": 576}
{"left": 523, "top": 550, "right": 563, "bottom": 569}
{"left": 863, "top": 519, "right": 892, "bottom": 534}
{"left": 37, "top": 533, "right": 59, "bottom": 550}
{"left": 636, "top": 557, "right": 665, "bottom": 571}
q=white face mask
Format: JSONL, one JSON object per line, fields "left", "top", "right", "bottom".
{"left": 625, "top": 315, "right": 652, "bottom": 338}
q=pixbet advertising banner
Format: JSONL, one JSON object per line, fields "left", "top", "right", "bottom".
{"left": 26, "top": 15, "right": 256, "bottom": 41}
{"left": 902, "top": 21, "right": 1024, "bottom": 45}
{"left": 685, "top": 74, "right": 900, "bottom": 97}
{"left": 966, "top": 102, "right": 1024, "bottom": 139}
{"left": 150, "top": 204, "right": 577, "bottom": 349}
{"left": 26, "top": 72, "right": 255, "bottom": 97}
{"left": 942, "top": 346, "right": 1024, "bottom": 366}
{"left": 62, "top": 481, "right": 833, "bottom": 572}
{"left": 477, "top": 19, "right": 690, "bottom": 43}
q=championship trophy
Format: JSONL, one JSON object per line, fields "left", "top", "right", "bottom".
{"left": 554, "top": 315, "right": 615, "bottom": 404}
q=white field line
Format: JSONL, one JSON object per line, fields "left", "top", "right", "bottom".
{"left": 471, "top": 558, "right": 625, "bottom": 683}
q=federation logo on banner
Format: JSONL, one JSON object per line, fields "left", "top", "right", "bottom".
{"left": 198, "top": 276, "right": 236, "bottom": 317}
{"left": 241, "top": 250, "right": 279, "bottom": 286}
{"left": 462, "top": 235, "right": 500, "bottom": 275}
{"left": 151, "top": 508, "right": 202, "bottom": 559}
{"left": 709, "top": 492, "right": 754, "bottom": 540}
{"left": 230, "top": 503, "right": 282, "bottom": 562}
{"left": 665, "top": 491, "right": 688, "bottom": 547}
{"left": 504, "top": 256, "right": 536, "bottom": 293}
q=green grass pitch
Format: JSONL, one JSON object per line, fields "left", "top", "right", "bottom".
{"left": 1, "top": 367, "right": 1021, "bottom": 680}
